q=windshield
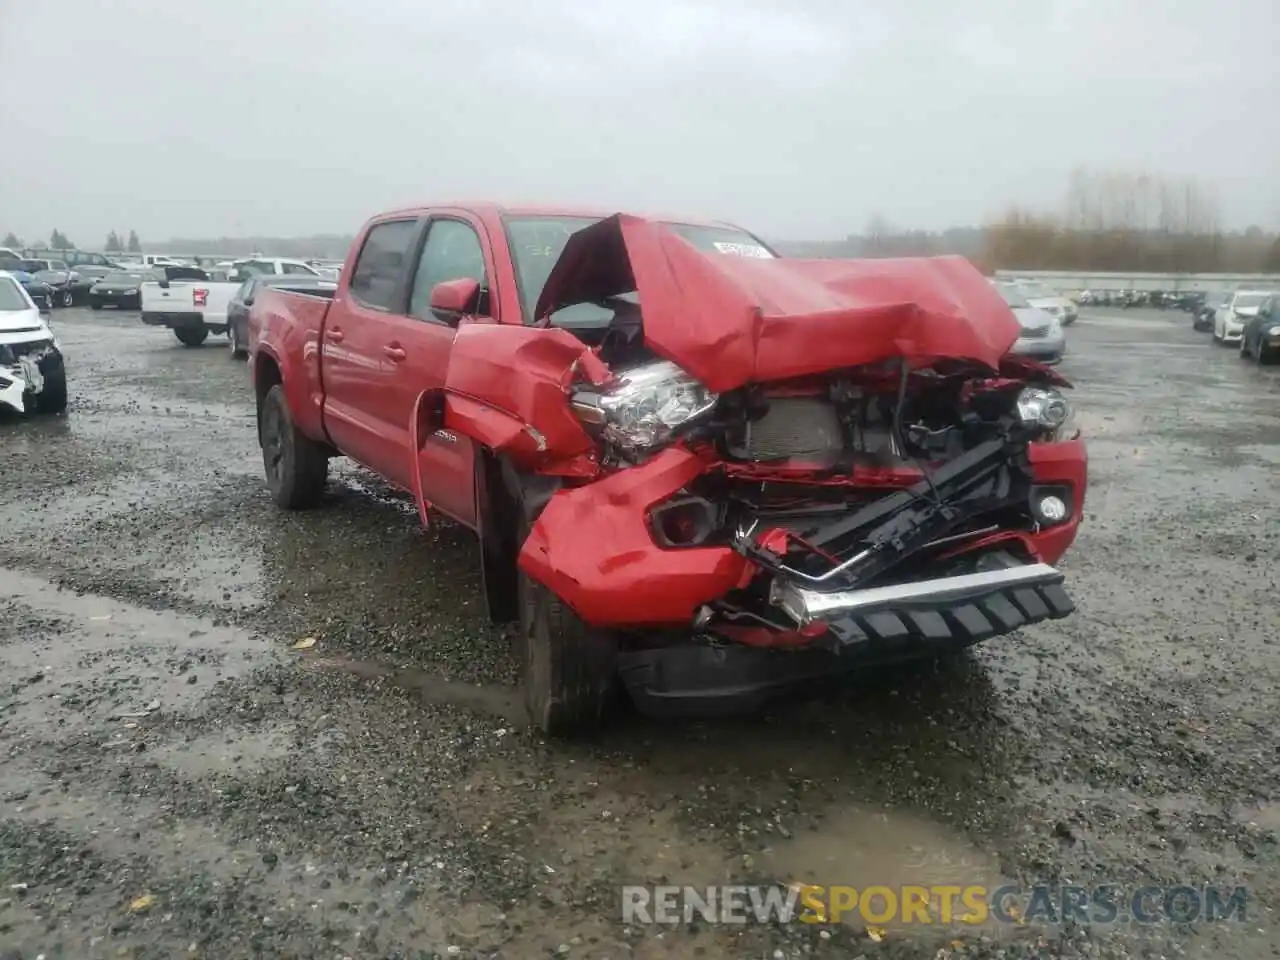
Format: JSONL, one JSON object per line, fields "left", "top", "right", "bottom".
{"left": 17, "top": 260, "right": 47, "bottom": 272}
{"left": 503, "top": 216, "right": 774, "bottom": 326}
{"left": 1232, "top": 293, "right": 1269, "bottom": 309}
{"left": 995, "top": 284, "right": 1032, "bottom": 308}
{"left": 0, "top": 277, "right": 30, "bottom": 310}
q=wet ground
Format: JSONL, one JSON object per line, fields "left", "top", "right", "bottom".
{"left": 1, "top": 307, "right": 1278, "bottom": 959}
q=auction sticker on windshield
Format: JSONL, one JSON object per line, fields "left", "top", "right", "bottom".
{"left": 713, "top": 241, "right": 774, "bottom": 258}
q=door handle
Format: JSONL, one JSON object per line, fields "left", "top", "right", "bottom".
{"left": 383, "top": 344, "right": 407, "bottom": 362}
{"left": 325, "top": 327, "right": 344, "bottom": 343}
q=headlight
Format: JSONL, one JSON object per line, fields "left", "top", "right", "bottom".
{"left": 570, "top": 359, "right": 717, "bottom": 458}
{"left": 1016, "top": 386, "right": 1073, "bottom": 436}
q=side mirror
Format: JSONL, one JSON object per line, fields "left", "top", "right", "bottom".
{"left": 429, "top": 277, "right": 481, "bottom": 324}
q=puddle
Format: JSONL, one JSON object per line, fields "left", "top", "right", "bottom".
{"left": 761, "top": 803, "right": 1008, "bottom": 933}
{"left": 310, "top": 653, "right": 525, "bottom": 724}
{"left": 0, "top": 567, "right": 276, "bottom": 732}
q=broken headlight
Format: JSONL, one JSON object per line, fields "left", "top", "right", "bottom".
{"left": 570, "top": 359, "right": 717, "bottom": 459}
{"left": 1016, "top": 386, "right": 1076, "bottom": 440}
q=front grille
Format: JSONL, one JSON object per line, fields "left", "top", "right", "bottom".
{"left": 736, "top": 397, "right": 845, "bottom": 461}
{"left": 1021, "top": 325, "right": 1050, "bottom": 339}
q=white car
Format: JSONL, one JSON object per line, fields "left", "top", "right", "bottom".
{"left": 1013, "top": 280, "right": 1078, "bottom": 326}
{"left": 1213, "top": 290, "right": 1272, "bottom": 345}
{"left": 0, "top": 271, "right": 67, "bottom": 414}
{"left": 229, "top": 257, "right": 322, "bottom": 279}
{"left": 140, "top": 265, "right": 243, "bottom": 347}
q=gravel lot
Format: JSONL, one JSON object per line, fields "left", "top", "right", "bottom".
{"left": 2, "top": 307, "right": 1278, "bottom": 960}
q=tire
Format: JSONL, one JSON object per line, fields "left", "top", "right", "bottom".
{"left": 89, "top": 299, "right": 103, "bottom": 311}
{"left": 228, "top": 320, "right": 248, "bottom": 360}
{"left": 35, "top": 356, "right": 68, "bottom": 414}
{"left": 517, "top": 514, "right": 619, "bottom": 738}
{"left": 174, "top": 326, "right": 208, "bottom": 347}
{"left": 258, "top": 384, "right": 328, "bottom": 509}
{"left": 58, "top": 288, "right": 73, "bottom": 308}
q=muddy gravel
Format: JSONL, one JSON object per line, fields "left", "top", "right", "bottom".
{"left": 1, "top": 307, "right": 1278, "bottom": 959}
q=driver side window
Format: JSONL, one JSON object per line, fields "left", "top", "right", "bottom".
{"left": 408, "top": 219, "right": 486, "bottom": 322}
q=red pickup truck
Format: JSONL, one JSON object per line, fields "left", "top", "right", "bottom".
{"left": 249, "top": 204, "right": 1087, "bottom": 737}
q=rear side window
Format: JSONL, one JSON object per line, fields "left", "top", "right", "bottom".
{"left": 350, "top": 220, "right": 417, "bottom": 310}
{"left": 281, "top": 261, "right": 313, "bottom": 275}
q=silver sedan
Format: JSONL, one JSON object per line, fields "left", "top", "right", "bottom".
{"left": 993, "top": 280, "right": 1065, "bottom": 365}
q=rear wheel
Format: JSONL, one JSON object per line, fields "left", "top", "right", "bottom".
{"left": 174, "top": 326, "right": 208, "bottom": 347}
{"left": 228, "top": 320, "right": 248, "bottom": 359}
{"left": 89, "top": 298, "right": 103, "bottom": 311}
{"left": 517, "top": 514, "right": 619, "bottom": 738}
{"left": 258, "top": 384, "right": 328, "bottom": 509}
{"left": 58, "top": 288, "right": 73, "bottom": 308}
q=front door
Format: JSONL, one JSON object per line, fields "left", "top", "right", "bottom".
{"left": 391, "top": 215, "right": 496, "bottom": 528}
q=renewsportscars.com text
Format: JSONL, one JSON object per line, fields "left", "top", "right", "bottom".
{"left": 621, "top": 883, "right": 1248, "bottom": 927}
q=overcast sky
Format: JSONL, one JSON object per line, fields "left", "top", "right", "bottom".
{"left": 1, "top": 0, "right": 1276, "bottom": 245}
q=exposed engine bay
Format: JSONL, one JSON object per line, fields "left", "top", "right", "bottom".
{"left": 553, "top": 292, "right": 1080, "bottom": 655}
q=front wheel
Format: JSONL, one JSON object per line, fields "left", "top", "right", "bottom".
{"left": 518, "top": 517, "right": 619, "bottom": 738}
{"left": 35, "top": 356, "right": 67, "bottom": 414}
{"left": 258, "top": 384, "right": 328, "bottom": 509}
{"left": 89, "top": 299, "right": 103, "bottom": 311}
{"left": 174, "top": 326, "right": 208, "bottom": 347}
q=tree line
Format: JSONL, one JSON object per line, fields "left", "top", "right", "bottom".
{"left": 0, "top": 230, "right": 143, "bottom": 253}
{"left": 789, "top": 168, "right": 1280, "bottom": 275}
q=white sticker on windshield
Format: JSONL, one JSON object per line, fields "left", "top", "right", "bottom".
{"left": 712, "top": 242, "right": 774, "bottom": 259}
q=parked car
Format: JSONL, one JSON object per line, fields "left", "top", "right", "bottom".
{"left": 23, "top": 248, "right": 120, "bottom": 270}
{"left": 249, "top": 205, "right": 1087, "bottom": 736}
{"left": 227, "top": 274, "right": 337, "bottom": 359}
{"left": 1193, "top": 291, "right": 1227, "bottom": 332}
{"left": 1013, "top": 280, "right": 1078, "bottom": 325}
{"left": 993, "top": 281, "right": 1065, "bottom": 364}
{"left": 229, "top": 257, "right": 324, "bottom": 280}
{"left": 0, "top": 257, "right": 54, "bottom": 310}
{"left": 15, "top": 258, "right": 80, "bottom": 308}
{"left": 140, "top": 264, "right": 241, "bottom": 345}
{"left": 89, "top": 269, "right": 160, "bottom": 310}
{"left": 0, "top": 271, "right": 67, "bottom": 414}
{"left": 1239, "top": 294, "right": 1280, "bottom": 364}
{"left": 1213, "top": 290, "right": 1271, "bottom": 345}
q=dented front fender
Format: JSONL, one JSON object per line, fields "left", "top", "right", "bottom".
{"left": 440, "top": 321, "right": 609, "bottom": 474}
{"left": 517, "top": 447, "right": 752, "bottom": 627}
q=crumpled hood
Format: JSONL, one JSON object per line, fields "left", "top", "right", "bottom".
{"left": 534, "top": 214, "right": 1022, "bottom": 393}
{"left": 1233, "top": 306, "right": 1260, "bottom": 318}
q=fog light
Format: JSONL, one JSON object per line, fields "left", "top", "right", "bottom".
{"left": 649, "top": 496, "right": 719, "bottom": 547}
{"left": 1037, "top": 495, "right": 1068, "bottom": 523}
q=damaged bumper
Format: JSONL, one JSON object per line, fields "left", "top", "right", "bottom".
{"left": 519, "top": 436, "right": 1085, "bottom": 708}
{"left": 0, "top": 340, "right": 59, "bottom": 414}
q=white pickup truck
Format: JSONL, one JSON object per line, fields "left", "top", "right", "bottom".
{"left": 140, "top": 258, "right": 321, "bottom": 346}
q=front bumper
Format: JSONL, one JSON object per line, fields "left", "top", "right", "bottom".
{"left": 0, "top": 340, "right": 60, "bottom": 414}
{"left": 1222, "top": 323, "right": 1244, "bottom": 342}
{"left": 1011, "top": 336, "right": 1065, "bottom": 364}
{"left": 521, "top": 438, "right": 1086, "bottom": 624}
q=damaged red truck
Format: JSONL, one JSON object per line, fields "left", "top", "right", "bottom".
{"left": 249, "top": 205, "right": 1087, "bottom": 736}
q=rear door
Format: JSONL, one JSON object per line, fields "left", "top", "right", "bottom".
{"left": 319, "top": 217, "right": 421, "bottom": 484}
